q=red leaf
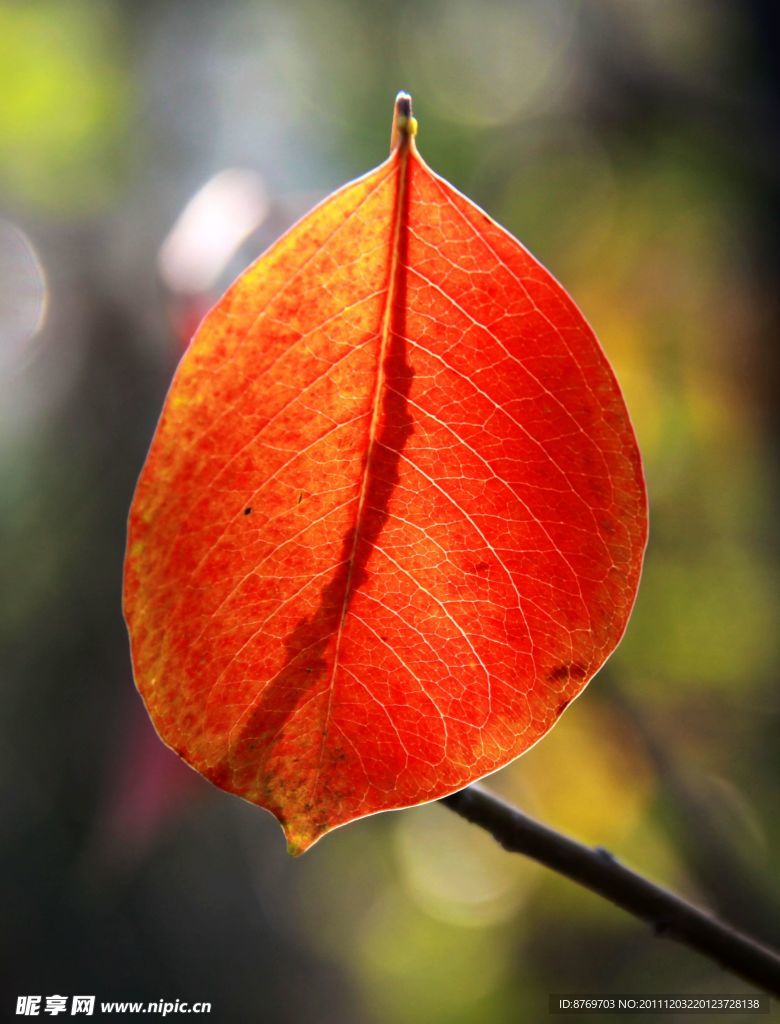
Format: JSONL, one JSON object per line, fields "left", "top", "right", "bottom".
{"left": 124, "top": 94, "right": 647, "bottom": 853}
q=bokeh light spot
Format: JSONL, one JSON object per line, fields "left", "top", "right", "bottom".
{"left": 0, "top": 220, "right": 48, "bottom": 374}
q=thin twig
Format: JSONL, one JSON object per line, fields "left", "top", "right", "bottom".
{"left": 441, "top": 785, "right": 780, "bottom": 996}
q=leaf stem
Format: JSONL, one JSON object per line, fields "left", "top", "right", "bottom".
{"left": 441, "top": 785, "right": 780, "bottom": 996}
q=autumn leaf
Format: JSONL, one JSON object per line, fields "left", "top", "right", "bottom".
{"left": 124, "top": 93, "right": 647, "bottom": 854}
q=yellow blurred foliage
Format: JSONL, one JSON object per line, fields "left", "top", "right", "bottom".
{"left": 0, "top": 1, "right": 127, "bottom": 211}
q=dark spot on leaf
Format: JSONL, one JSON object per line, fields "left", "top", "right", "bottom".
{"left": 548, "top": 662, "right": 587, "bottom": 682}
{"left": 243, "top": 507, "right": 252, "bottom": 515}
{"left": 556, "top": 699, "right": 571, "bottom": 716}
{"left": 297, "top": 492, "right": 304, "bottom": 504}
{"left": 474, "top": 561, "right": 489, "bottom": 573}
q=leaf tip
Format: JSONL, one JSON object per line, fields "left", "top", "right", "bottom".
{"left": 283, "top": 824, "right": 320, "bottom": 858}
{"left": 391, "top": 90, "right": 417, "bottom": 152}
{"left": 395, "top": 90, "right": 412, "bottom": 117}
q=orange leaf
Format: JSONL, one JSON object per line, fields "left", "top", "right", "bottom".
{"left": 124, "top": 94, "right": 647, "bottom": 853}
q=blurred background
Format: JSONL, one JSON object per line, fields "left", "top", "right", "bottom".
{"left": 2, "top": 1, "right": 778, "bottom": 1021}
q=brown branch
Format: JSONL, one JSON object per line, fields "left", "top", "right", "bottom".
{"left": 441, "top": 785, "right": 780, "bottom": 996}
